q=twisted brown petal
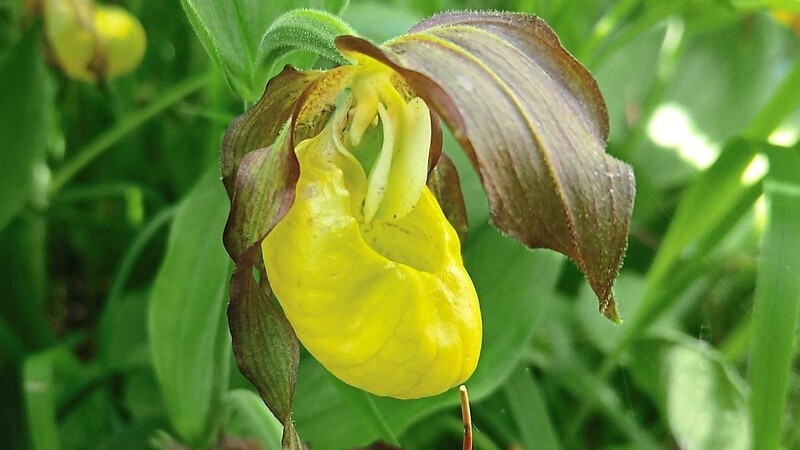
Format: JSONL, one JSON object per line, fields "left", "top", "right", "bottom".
{"left": 336, "top": 11, "right": 635, "bottom": 321}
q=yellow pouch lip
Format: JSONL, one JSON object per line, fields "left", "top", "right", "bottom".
{"left": 262, "top": 121, "right": 481, "bottom": 399}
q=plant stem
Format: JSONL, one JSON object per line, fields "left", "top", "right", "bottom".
{"left": 106, "top": 205, "right": 178, "bottom": 305}
{"left": 745, "top": 56, "right": 800, "bottom": 141}
{"left": 49, "top": 73, "right": 212, "bottom": 194}
{"left": 578, "top": 0, "right": 641, "bottom": 63}
{"left": 748, "top": 147, "right": 800, "bottom": 450}
{"left": 329, "top": 374, "right": 401, "bottom": 447}
{"left": 358, "top": 390, "right": 401, "bottom": 447}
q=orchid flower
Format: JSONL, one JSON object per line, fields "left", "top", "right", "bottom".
{"left": 43, "top": 0, "right": 146, "bottom": 81}
{"left": 221, "top": 9, "right": 634, "bottom": 443}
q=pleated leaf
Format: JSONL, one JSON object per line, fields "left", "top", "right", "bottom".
{"left": 337, "top": 11, "right": 635, "bottom": 321}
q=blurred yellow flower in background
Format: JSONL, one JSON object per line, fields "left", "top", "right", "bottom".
{"left": 44, "top": 0, "right": 145, "bottom": 81}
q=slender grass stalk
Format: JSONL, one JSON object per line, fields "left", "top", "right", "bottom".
{"left": 578, "top": 0, "right": 641, "bottom": 63}
{"left": 748, "top": 147, "right": 800, "bottom": 450}
{"left": 570, "top": 35, "right": 800, "bottom": 442}
{"left": 585, "top": 2, "right": 681, "bottom": 70}
{"left": 359, "top": 390, "right": 401, "bottom": 447}
{"left": 562, "top": 361, "right": 661, "bottom": 450}
{"left": 1, "top": 213, "right": 55, "bottom": 351}
{"left": 106, "top": 205, "right": 178, "bottom": 306}
{"left": 49, "top": 73, "right": 212, "bottom": 194}
{"left": 745, "top": 57, "right": 800, "bottom": 141}
{"left": 23, "top": 351, "right": 59, "bottom": 450}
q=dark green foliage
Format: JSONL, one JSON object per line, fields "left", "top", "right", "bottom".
{"left": 2, "top": 1, "right": 799, "bottom": 449}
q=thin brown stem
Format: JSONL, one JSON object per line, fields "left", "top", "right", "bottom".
{"left": 459, "top": 385, "right": 473, "bottom": 450}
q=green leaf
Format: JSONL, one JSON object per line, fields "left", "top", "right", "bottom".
{"left": 178, "top": 0, "right": 349, "bottom": 101}
{"left": 555, "top": 350, "right": 662, "bottom": 449}
{"left": 462, "top": 227, "right": 563, "bottom": 399}
{"left": 123, "top": 369, "right": 166, "bottom": 422}
{"left": 59, "top": 380, "right": 117, "bottom": 450}
{"left": 49, "top": 74, "right": 211, "bottom": 194}
{"left": 341, "top": 2, "right": 422, "bottom": 43}
{"left": 149, "top": 171, "right": 232, "bottom": 448}
{"left": 0, "top": 213, "right": 54, "bottom": 353}
{"left": 0, "top": 313, "right": 25, "bottom": 362}
{"left": 503, "top": 365, "right": 562, "bottom": 450}
{"left": 224, "top": 389, "right": 284, "bottom": 450}
{"left": 573, "top": 273, "right": 646, "bottom": 354}
{"left": 258, "top": 8, "right": 357, "bottom": 72}
{"left": 745, "top": 50, "right": 800, "bottom": 141}
{"left": 97, "top": 291, "right": 149, "bottom": 371}
{"left": 22, "top": 347, "right": 118, "bottom": 449}
{"left": 667, "top": 344, "right": 750, "bottom": 449}
{"left": 0, "top": 28, "right": 53, "bottom": 232}
{"left": 749, "top": 146, "right": 800, "bottom": 450}
{"left": 0, "top": 0, "right": 23, "bottom": 63}
{"left": 337, "top": 11, "right": 635, "bottom": 322}
{"left": 23, "top": 351, "right": 59, "bottom": 450}
{"left": 631, "top": 334, "right": 750, "bottom": 450}
{"left": 669, "top": 346, "right": 749, "bottom": 449}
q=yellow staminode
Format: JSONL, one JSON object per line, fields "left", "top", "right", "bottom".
{"left": 347, "top": 59, "right": 432, "bottom": 224}
{"left": 262, "top": 65, "right": 481, "bottom": 399}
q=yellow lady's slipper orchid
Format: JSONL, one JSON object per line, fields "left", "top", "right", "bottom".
{"left": 222, "top": 11, "right": 635, "bottom": 411}
{"left": 44, "top": 0, "right": 146, "bottom": 81}
{"left": 262, "top": 66, "right": 481, "bottom": 397}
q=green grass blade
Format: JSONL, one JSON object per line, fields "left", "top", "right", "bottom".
{"left": 744, "top": 56, "right": 800, "bottom": 141}
{"left": 748, "top": 146, "right": 800, "bottom": 450}
{"left": 503, "top": 365, "right": 562, "bottom": 450}
{"left": 106, "top": 205, "right": 178, "bottom": 306}
{"left": 224, "top": 389, "right": 283, "bottom": 450}
{"left": 562, "top": 360, "right": 661, "bottom": 449}
{"left": 624, "top": 140, "right": 760, "bottom": 343}
{"left": 23, "top": 351, "right": 59, "bottom": 450}
{"left": 149, "top": 171, "right": 232, "bottom": 447}
{"left": 48, "top": 73, "right": 211, "bottom": 194}
{"left": 327, "top": 374, "right": 401, "bottom": 447}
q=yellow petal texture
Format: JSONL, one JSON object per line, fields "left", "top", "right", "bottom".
{"left": 262, "top": 122, "right": 481, "bottom": 399}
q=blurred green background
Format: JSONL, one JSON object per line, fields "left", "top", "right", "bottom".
{"left": 1, "top": 0, "right": 799, "bottom": 449}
